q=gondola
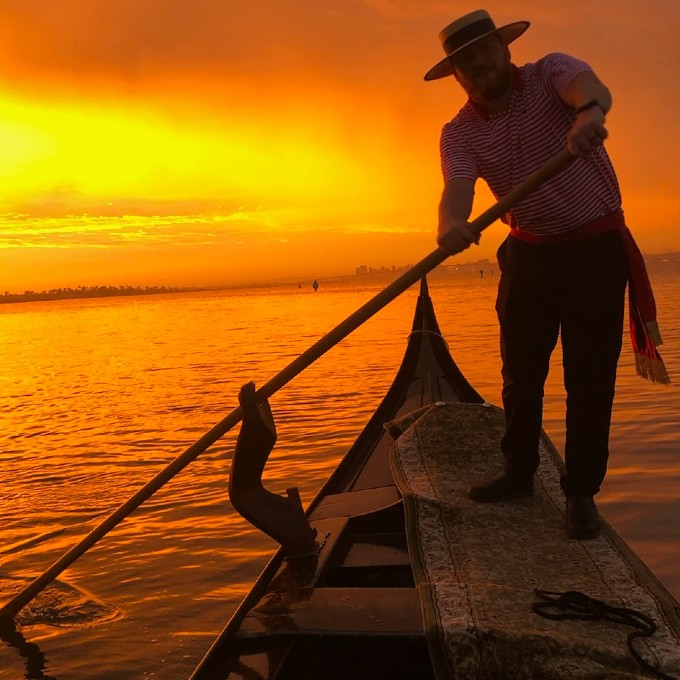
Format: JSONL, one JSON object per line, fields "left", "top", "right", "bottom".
{"left": 190, "top": 278, "right": 680, "bottom": 680}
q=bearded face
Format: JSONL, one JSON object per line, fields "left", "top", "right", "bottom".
{"left": 450, "top": 34, "right": 513, "bottom": 107}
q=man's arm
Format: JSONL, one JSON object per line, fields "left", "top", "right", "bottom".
{"left": 562, "top": 71, "right": 612, "bottom": 156}
{"left": 563, "top": 70, "right": 612, "bottom": 113}
{"left": 437, "top": 177, "right": 478, "bottom": 254}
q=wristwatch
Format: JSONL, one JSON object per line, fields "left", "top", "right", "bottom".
{"left": 575, "top": 99, "right": 606, "bottom": 115}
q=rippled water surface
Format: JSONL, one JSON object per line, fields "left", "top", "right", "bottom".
{"left": 1, "top": 271, "right": 678, "bottom": 679}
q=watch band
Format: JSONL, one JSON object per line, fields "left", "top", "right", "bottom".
{"left": 575, "top": 99, "right": 606, "bottom": 115}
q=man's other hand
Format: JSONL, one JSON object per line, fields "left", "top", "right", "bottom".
{"left": 437, "top": 220, "right": 479, "bottom": 255}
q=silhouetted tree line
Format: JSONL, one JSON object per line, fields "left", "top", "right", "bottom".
{"left": 1, "top": 285, "right": 190, "bottom": 304}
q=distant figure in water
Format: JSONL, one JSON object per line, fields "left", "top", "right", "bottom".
{"left": 312, "top": 280, "right": 319, "bottom": 292}
{"left": 426, "top": 9, "right": 665, "bottom": 541}
{"left": 298, "top": 283, "right": 302, "bottom": 289}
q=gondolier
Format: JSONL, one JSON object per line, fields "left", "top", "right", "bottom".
{"left": 426, "top": 9, "right": 667, "bottom": 539}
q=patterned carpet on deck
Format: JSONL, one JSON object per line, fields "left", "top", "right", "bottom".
{"left": 387, "top": 402, "right": 680, "bottom": 680}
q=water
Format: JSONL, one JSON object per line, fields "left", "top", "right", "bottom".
{"left": 1, "top": 272, "right": 678, "bottom": 679}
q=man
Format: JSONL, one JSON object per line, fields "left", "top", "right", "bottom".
{"left": 425, "top": 10, "right": 665, "bottom": 540}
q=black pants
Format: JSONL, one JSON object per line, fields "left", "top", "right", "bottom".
{"left": 495, "top": 231, "right": 628, "bottom": 496}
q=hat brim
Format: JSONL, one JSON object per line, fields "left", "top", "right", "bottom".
{"left": 424, "top": 21, "right": 530, "bottom": 82}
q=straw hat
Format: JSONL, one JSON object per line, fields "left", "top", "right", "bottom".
{"left": 424, "top": 9, "right": 529, "bottom": 81}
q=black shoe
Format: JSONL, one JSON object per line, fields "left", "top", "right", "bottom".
{"left": 467, "top": 469, "right": 534, "bottom": 503}
{"left": 566, "top": 494, "right": 601, "bottom": 540}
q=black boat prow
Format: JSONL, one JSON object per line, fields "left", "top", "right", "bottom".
{"left": 311, "top": 276, "right": 483, "bottom": 499}
{"left": 191, "top": 278, "right": 473, "bottom": 680}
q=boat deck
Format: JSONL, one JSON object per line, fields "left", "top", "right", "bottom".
{"left": 390, "top": 401, "right": 680, "bottom": 679}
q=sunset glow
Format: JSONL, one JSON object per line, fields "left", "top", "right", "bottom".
{"left": 0, "top": 90, "right": 383, "bottom": 205}
{"left": 0, "top": 1, "right": 678, "bottom": 291}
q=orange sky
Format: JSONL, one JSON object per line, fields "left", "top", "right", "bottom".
{"left": 0, "top": 1, "right": 678, "bottom": 292}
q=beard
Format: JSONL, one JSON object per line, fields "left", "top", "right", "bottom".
{"left": 461, "top": 62, "right": 513, "bottom": 105}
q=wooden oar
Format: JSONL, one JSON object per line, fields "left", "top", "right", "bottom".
{"left": 0, "top": 147, "right": 574, "bottom": 622}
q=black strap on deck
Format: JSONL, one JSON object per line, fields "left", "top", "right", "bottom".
{"left": 532, "top": 589, "right": 677, "bottom": 680}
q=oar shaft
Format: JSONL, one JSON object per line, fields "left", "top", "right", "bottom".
{"left": 0, "top": 147, "right": 574, "bottom": 621}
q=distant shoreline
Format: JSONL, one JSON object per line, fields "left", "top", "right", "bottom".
{"left": 3, "top": 252, "right": 678, "bottom": 305}
{"left": 0, "top": 285, "right": 196, "bottom": 305}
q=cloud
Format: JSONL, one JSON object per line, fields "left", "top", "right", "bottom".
{"left": 0, "top": 211, "right": 262, "bottom": 249}
{"left": 2, "top": 0, "right": 676, "bottom": 109}
{"left": 0, "top": 1, "right": 388, "bottom": 90}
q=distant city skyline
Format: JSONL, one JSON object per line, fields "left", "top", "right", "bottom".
{"left": 4, "top": 251, "right": 678, "bottom": 302}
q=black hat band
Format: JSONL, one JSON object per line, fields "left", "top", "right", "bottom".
{"left": 442, "top": 18, "right": 496, "bottom": 55}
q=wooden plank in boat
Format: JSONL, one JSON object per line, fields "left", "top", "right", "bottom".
{"left": 343, "top": 538, "right": 411, "bottom": 568}
{"left": 309, "top": 485, "right": 400, "bottom": 520}
{"left": 237, "top": 587, "right": 423, "bottom": 638}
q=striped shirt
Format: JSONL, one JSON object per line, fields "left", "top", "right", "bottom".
{"left": 440, "top": 53, "right": 621, "bottom": 235}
